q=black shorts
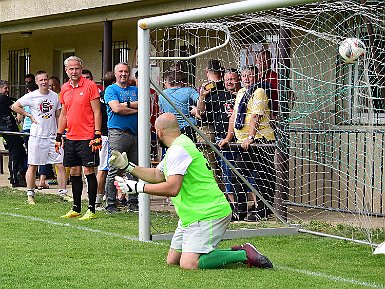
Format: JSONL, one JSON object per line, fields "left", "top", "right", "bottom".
{"left": 63, "top": 139, "right": 100, "bottom": 167}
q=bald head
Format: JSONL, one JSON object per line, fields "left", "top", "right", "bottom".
{"left": 155, "top": 113, "right": 181, "bottom": 147}
{"left": 155, "top": 113, "right": 179, "bottom": 132}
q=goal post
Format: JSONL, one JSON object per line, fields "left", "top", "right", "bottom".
{"left": 137, "top": 27, "right": 151, "bottom": 241}
{"left": 137, "top": 0, "right": 321, "bottom": 242}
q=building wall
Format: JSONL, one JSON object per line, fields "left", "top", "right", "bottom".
{"left": 0, "top": 0, "right": 240, "bottom": 84}
{"left": 0, "top": 0, "right": 240, "bottom": 34}
{"left": 0, "top": 0, "right": 139, "bottom": 22}
{"left": 1, "top": 23, "right": 138, "bottom": 89}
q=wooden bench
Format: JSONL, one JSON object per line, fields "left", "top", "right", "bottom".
{"left": 0, "top": 149, "right": 9, "bottom": 174}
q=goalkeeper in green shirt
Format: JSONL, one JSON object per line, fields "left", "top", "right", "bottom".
{"left": 109, "top": 113, "right": 272, "bottom": 270}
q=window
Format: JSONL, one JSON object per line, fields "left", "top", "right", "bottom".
{"left": 113, "top": 41, "right": 129, "bottom": 64}
{"left": 239, "top": 33, "right": 278, "bottom": 71}
{"left": 61, "top": 50, "right": 75, "bottom": 84}
{"left": 8, "top": 48, "right": 30, "bottom": 98}
{"left": 161, "top": 31, "right": 196, "bottom": 86}
{"left": 101, "top": 40, "right": 129, "bottom": 74}
{"left": 342, "top": 17, "right": 385, "bottom": 125}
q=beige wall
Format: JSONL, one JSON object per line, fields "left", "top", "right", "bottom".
{"left": 0, "top": 0, "right": 240, "bottom": 34}
{"left": 0, "top": 0, "right": 139, "bottom": 22}
{"left": 0, "top": 0, "right": 241, "bottom": 84}
{"left": 1, "top": 20, "right": 140, "bottom": 86}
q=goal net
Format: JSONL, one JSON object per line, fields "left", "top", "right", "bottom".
{"left": 141, "top": 0, "right": 385, "bottom": 247}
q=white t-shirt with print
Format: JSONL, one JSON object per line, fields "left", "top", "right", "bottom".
{"left": 18, "top": 89, "right": 61, "bottom": 138}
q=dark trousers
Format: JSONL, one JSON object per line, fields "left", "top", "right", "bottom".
{"left": 3, "top": 134, "right": 27, "bottom": 185}
{"left": 234, "top": 140, "right": 275, "bottom": 219}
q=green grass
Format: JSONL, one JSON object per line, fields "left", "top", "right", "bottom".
{"left": 0, "top": 187, "right": 384, "bottom": 289}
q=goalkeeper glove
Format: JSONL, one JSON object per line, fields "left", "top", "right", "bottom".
{"left": 114, "top": 176, "right": 145, "bottom": 194}
{"left": 109, "top": 150, "right": 136, "bottom": 172}
{"left": 89, "top": 130, "right": 102, "bottom": 152}
{"left": 55, "top": 133, "right": 63, "bottom": 154}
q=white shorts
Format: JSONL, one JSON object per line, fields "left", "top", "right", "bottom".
{"left": 98, "top": 135, "right": 109, "bottom": 171}
{"left": 170, "top": 214, "right": 231, "bottom": 254}
{"left": 28, "top": 136, "right": 63, "bottom": 165}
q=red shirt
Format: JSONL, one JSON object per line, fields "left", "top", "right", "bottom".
{"left": 60, "top": 76, "right": 100, "bottom": 140}
{"left": 150, "top": 88, "right": 159, "bottom": 134}
{"left": 97, "top": 84, "right": 104, "bottom": 92}
{"left": 260, "top": 69, "right": 278, "bottom": 116}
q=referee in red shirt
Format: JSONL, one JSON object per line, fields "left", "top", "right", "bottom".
{"left": 56, "top": 56, "right": 102, "bottom": 221}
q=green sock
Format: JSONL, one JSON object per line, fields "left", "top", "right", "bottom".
{"left": 198, "top": 249, "right": 247, "bottom": 269}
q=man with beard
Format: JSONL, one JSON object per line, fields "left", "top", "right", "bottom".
{"left": 109, "top": 113, "right": 273, "bottom": 270}
{"left": 104, "top": 62, "right": 138, "bottom": 214}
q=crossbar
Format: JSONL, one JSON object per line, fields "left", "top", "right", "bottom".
{"left": 139, "top": 0, "right": 320, "bottom": 30}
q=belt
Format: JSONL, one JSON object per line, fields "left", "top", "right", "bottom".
{"left": 111, "top": 128, "right": 133, "bottom": 135}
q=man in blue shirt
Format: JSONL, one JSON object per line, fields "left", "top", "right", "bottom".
{"left": 159, "top": 71, "right": 199, "bottom": 142}
{"left": 104, "top": 62, "right": 139, "bottom": 213}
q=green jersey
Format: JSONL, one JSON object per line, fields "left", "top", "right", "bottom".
{"left": 162, "top": 134, "right": 231, "bottom": 227}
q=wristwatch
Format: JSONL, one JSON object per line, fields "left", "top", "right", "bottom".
{"left": 247, "top": 135, "right": 254, "bottom": 141}
{"left": 126, "top": 101, "right": 131, "bottom": 108}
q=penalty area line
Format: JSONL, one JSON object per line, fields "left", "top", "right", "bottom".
{"left": 277, "top": 265, "right": 385, "bottom": 289}
{"left": 0, "top": 211, "right": 163, "bottom": 245}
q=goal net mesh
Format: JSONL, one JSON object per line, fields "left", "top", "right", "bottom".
{"left": 146, "top": 0, "right": 385, "bottom": 246}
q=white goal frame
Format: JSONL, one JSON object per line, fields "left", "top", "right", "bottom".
{"left": 137, "top": 0, "right": 321, "bottom": 241}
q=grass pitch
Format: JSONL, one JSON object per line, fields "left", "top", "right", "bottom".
{"left": 0, "top": 187, "right": 384, "bottom": 289}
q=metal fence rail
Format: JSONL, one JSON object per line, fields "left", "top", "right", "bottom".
{"left": 286, "top": 127, "right": 385, "bottom": 216}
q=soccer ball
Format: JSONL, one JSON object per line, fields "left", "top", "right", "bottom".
{"left": 339, "top": 38, "right": 366, "bottom": 63}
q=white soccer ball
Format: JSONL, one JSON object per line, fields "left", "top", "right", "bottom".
{"left": 339, "top": 38, "right": 366, "bottom": 63}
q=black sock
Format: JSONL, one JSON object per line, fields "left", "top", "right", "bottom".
{"left": 86, "top": 173, "right": 97, "bottom": 213}
{"left": 70, "top": 175, "right": 83, "bottom": 213}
